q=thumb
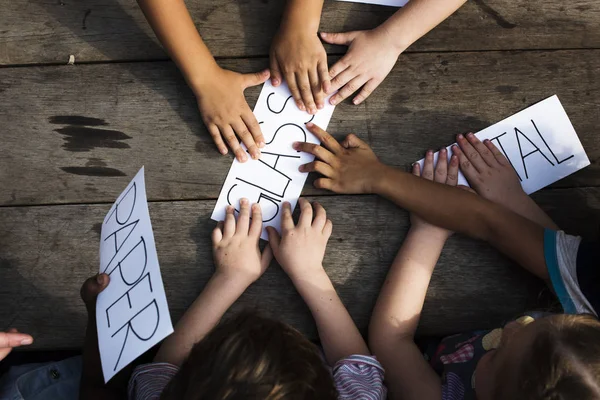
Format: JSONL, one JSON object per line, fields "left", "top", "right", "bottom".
{"left": 342, "top": 133, "right": 368, "bottom": 149}
{"left": 243, "top": 69, "right": 270, "bottom": 89}
{"left": 266, "top": 227, "right": 281, "bottom": 254}
{"left": 320, "top": 31, "right": 359, "bottom": 46}
{"left": 0, "top": 331, "right": 33, "bottom": 348}
{"left": 80, "top": 273, "right": 110, "bottom": 308}
{"left": 260, "top": 243, "right": 273, "bottom": 272}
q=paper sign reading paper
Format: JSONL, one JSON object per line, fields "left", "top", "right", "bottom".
{"left": 96, "top": 167, "right": 173, "bottom": 382}
{"left": 337, "top": 0, "right": 408, "bottom": 7}
{"left": 211, "top": 81, "right": 336, "bottom": 240}
{"left": 417, "top": 95, "right": 590, "bottom": 194}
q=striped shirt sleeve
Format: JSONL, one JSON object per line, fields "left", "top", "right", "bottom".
{"left": 332, "top": 355, "right": 387, "bottom": 400}
{"left": 127, "top": 362, "right": 179, "bottom": 400}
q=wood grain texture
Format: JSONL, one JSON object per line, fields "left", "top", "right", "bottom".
{"left": 0, "top": 0, "right": 599, "bottom": 65}
{"left": 4, "top": 189, "right": 598, "bottom": 350}
{"left": 1, "top": 50, "right": 598, "bottom": 207}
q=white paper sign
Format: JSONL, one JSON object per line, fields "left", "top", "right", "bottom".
{"left": 417, "top": 95, "right": 590, "bottom": 194}
{"left": 96, "top": 167, "right": 173, "bottom": 382}
{"left": 211, "top": 81, "right": 335, "bottom": 240}
{"left": 337, "top": 0, "right": 407, "bottom": 7}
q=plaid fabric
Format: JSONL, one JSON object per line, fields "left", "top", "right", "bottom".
{"left": 440, "top": 344, "right": 475, "bottom": 364}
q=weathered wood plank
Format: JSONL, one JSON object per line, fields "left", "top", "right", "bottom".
{"left": 0, "top": 0, "right": 599, "bottom": 65}
{"left": 3, "top": 189, "right": 598, "bottom": 349}
{"left": 1, "top": 50, "right": 599, "bottom": 207}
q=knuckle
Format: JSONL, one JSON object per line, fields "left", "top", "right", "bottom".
{"left": 447, "top": 173, "right": 458, "bottom": 181}
{"left": 461, "top": 160, "right": 471, "bottom": 169}
{"left": 468, "top": 152, "right": 479, "bottom": 159}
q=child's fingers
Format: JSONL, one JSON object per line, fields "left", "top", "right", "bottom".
{"left": 484, "top": 139, "right": 509, "bottom": 167}
{"left": 280, "top": 202, "right": 295, "bottom": 231}
{"left": 222, "top": 125, "right": 247, "bottom": 163}
{"left": 242, "top": 69, "right": 270, "bottom": 89}
{"left": 270, "top": 58, "right": 282, "bottom": 87}
{"left": 328, "top": 66, "right": 353, "bottom": 100}
{"left": 232, "top": 120, "right": 260, "bottom": 160}
{"left": 309, "top": 68, "right": 324, "bottom": 110}
{"left": 207, "top": 124, "right": 228, "bottom": 155}
{"left": 286, "top": 72, "right": 305, "bottom": 111}
{"left": 318, "top": 60, "right": 331, "bottom": 95}
{"left": 298, "top": 160, "right": 335, "bottom": 177}
{"left": 293, "top": 142, "right": 337, "bottom": 165}
{"left": 236, "top": 198, "right": 251, "bottom": 234}
{"left": 422, "top": 150, "right": 434, "bottom": 181}
{"left": 342, "top": 133, "right": 367, "bottom": 149}
{"left": 296, "top": 71, "right": 317, "bottom": 114}
{"left": 0, "top": 331, "right": 33, "bottom": 349}
{"left": 298, "top": 198, "right": 313, "bottom": 227}
{"left": 446, "top": 154, "right": 460, "bottom": 186}
{"left": 452, "top": 144, "right": 479, "bottom": 183}
{"left": 223, "top": 205, "right": 236, "bottom": 238}
{"left": 457, "top": 133, "right": 487, "bottom": 173}
{"left": 323, "top": 219, "right": 333, "bottom": 238}
{"left": 352, "top": 78, "right": 378, "bottom": 105}
{"left": 320, "top": 31, "right": 357, "bottom": 46}
{"left": 314, "top": 178, "right": 334, "bottom": 191}
{"left": 80, "top": 273, "right": 110, "bottom": 309}
{"left": 411, "top": 162, "right": 421, "bottom": 176}
{"left": 331, "top": 75, "right": 365, "bottom": 106}
{"left": 249, "top": 203, "right": 263, "bottom": 237}
{"left": 242, "top": 112, "right": 265, "bottom": 149}
{"left": 434, "top": 148, "right": 448, "bottom": 184}
{"left": 266, "top": 227, "right": 281, "bottom": 253}
{"left": 212, "top": 221, "right": 224, "bottom": 243}
{"left": 304, "top": 122, "right": 343, "bottom": 154}
{"left": 312, "top": 201, "right": 327, "bottom": 230}
{"left": 466, "top": 132, "right": 498, "bottom": 168}
{"left": 260, "top": 244, "right": 273, "bottom": 271}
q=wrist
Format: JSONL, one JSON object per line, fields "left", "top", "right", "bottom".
{"left": 187, "top": 61, "right": 222, "bottom": 97}
{"left": 288, "top": 263, "right": 327, "bottom": 284}
{"left": 368, "top": 162, "right": 392, "bottom": 194}
{"left": 373, "top": 24, "right": 408, "bottom": 56}
{"left": 211, "top": 270, "right": 254, "bottom": 292}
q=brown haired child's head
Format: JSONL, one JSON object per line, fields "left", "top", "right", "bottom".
{"left": 475, "top": 313, "right": 600, "bottom": 400}
{"left": 160, "top": 310, "right": 337, "bottom": 400}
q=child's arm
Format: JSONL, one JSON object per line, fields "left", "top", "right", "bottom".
{"left": 321, "top": 0, "right": 466, "bottom": 105}
{"left": 369, "top": 153, "right": 458, "bottom": 400}
{"left": 154, "top": 200, "right": 272, "bottom": 365}
{"left": 270, "top": 0, "right": 329, "bottom": 115}
{"left": 295, "top": 123, "right": 549, "bottom": 282}
{"left": 137, "top": 0, "right": 269, "bottom": 162}
{"left": 266, "top": 199, "right": 369, "bottom": 364}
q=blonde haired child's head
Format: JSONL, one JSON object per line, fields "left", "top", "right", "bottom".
{"left": 475, "top": 313, "right": 600, "bottom": 400}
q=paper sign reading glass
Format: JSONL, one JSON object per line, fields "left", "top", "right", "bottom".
{"left": 417, "top": 95, "right": 590, "bottom": 194}
{"left": 211, "top": 81, "right": 336, "bottom": 240}
{"left": 96, "top": 167, "right": 173, "bottom": 382}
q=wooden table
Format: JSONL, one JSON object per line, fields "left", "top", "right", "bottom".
{"left": 1, "top": 0, "right": 599, "bottom": 350}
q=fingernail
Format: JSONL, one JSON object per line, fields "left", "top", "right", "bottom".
{"left": 96, "top": 274, "right": 103, "bottom": 285}
{"left": 298, "top": 104, "right": 305, "bottom": 111}
{"left": 452, "top": 144, "right": 459, "bottom": 151}
{"left": 241, "top": 198, "right": 249, "bottom": 205}
{"left": 440, "top": 148, "right": 446, "bottom": 153}
{"left": 483, "top": 139, "right": 490, "bottom": 144}
{"left": 352, "top": 98, "right": 359, "bottom": 105}
{"left": 457, "top": 134, "right": 464, "bottom": 139}
{"left": 467, "top": 132, "right": 474, "bottom": 138}
{"left": 258, "top": 141, "right": 265, "bottom": 148}
{"left": 330, "top": 98, "right": 338, "bottom": 105}
{"left": 21, "top": 338, "right": 33, "bottom": 345}
{"left": 298, "top": 165, "right": 305, "bottom": 172}
{"left": 272, "top": 79, "right": 279, "bottom": 85}
{"left": 305, "top": 122, "right": 313, "bottom": 128}
{"left": 317, "top": 104, "right": 324, "bottom": 110}
{"left": 220, "top": 148, "right": 227, "bottom": 155}
{"left": 427, "top": 150, "right": 433, "bottom": 156}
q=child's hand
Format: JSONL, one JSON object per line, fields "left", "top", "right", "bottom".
{"left": 80, "top": 273, "right": 110, "bottom": 313}
{"left": 320, "top": 28, "right": 401, "bottom": 105}
{"left": 270, "top": 28, "right": 329, "bottom": 114}
{"left": 266, "top": 199, "right": 332, "bottom": 281}
{"left": 410, "top": 149, "right": 461, "bottom": 239}
{"left": 0, "top": 329, "right": 33, "bottom": 361}
{"left": 212, "top": 199, "right": 272, "bottom": 285}
{"left": 452, "top": 133, "right": 525, "bottom": 205}
{"left": 195, "top": 66, "right": 270, "bottom": 162}
{"left": 293, "top": 122, "right": 384, "bottom": 194}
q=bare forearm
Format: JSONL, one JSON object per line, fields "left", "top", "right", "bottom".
{"left": 370, "top": 228, "right": 445, "bottom": 346}
{"left": 137, "top": 0, "right": 218, "bottom": 92}
{"left": 372, "top": 164, "right": 548, "bottom": 280}
{"left": 281, "top": 0, "right": 324, "bottom": 32}
{"left": 154, "top": 273, "right": 248, "bottom": 365}
{"left": 292, "top": 269, "right": 369, "bottom": 365}
{"left": 380, "top": 0, "right": 466, "bottom": 52}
